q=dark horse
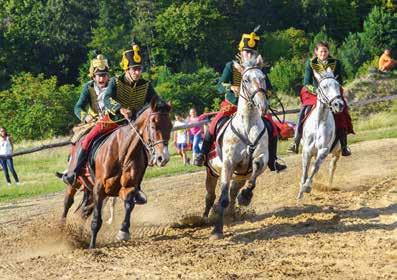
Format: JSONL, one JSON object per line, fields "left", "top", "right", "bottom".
{"left": 62, "top": 96, "right": 172, "bottom": 248}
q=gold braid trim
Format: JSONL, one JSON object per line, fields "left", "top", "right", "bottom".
{"left": 88, "top": 85, "right": 100, "bottom": 116}
{"left": 232, "top": 66, "right": 242, "bottom": 88}
{"left": 310, "top": 60, "right": 337, "bottom": 74}
{"left": 115, "top": 79, "right": 148, "bottom": 111}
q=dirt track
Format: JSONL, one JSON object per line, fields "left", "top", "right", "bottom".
{"left": 0, "top": 138, "right": 396, "bottom": 279}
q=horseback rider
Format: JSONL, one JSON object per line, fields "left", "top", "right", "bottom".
{"left": 56, "top": 53, "right": 110, "bottom": 179}
{"left": 194, "top": 29, "right": 287, "bottom": 172}
{"left": 63, "top": 41, "right": 158, "bottom": 203}
{"left": 287, "top": 41, "right": 354, "bottom": 156}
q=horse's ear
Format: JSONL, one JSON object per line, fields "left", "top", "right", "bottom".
{"left": 326, "top": 67, "right": 334, "bottom": 76}
{"left": 233, "top": 61, "right": 244, "bottom": 74}
{"left": 256, "top": 55, "right": 264, "bottom": 67}
{"left": 313, "top": 70, "right": 322, "bottom": 82}
{"left": 150, "top": 95, "right": 158, "bottom": 111}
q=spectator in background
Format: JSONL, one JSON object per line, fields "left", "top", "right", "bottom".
{"left": 173, "top": 114, "right": 190, "bottom": 165}
{"left": 0, "top": 127, "right": 20, "bottom": 186}
{"left": 379, "top": 49, "right": 397, "bottom": 72}
{"left": 187, "top": 108, "right": 203, "bottom": 161}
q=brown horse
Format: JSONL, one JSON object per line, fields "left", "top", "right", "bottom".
{"left": 62, "top": 96, "right": 172, "bottom": 248}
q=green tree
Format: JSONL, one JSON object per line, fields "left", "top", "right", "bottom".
{"left": 154, "top": 67, "right": 219, "bottom": 114}
{"left": 0, "top": 73, "right": 78, "bottom": 141}
{"left": 268, "top": 57, "right": 305, "bottom": 96}
{"left": 0, "top": 0, "right": 98, "bottom": 85}
{"left": 260, "top": 28, "right": 309, "bottom": 64}
{"left": 338, "top": 33, "right": 370, "bottom": 79}
{"left": 154, "top": 1, "right": 225, "bottom": 72}
{"left": 360, "top": 6, "right": 397, "bottom": 57}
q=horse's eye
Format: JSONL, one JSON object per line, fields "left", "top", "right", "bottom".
{"left": 243, "top": 79, "right": 249, "bottom": 83}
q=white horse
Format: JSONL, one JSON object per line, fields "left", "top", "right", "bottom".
{"left": 297, "top": 68, "right": 345, "bottom": 199}
{"left": 204, "top": 55, "right": 269, "bottom": 239}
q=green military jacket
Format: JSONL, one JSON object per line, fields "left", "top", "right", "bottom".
{"left": 103, "top": 74, "right": 157, "bottom": 122}
{"left": 217, "top": 61, "right": 273, "bottom": 106}
{"left": 74, "top": 80, "right": 104, "bottom": 122}
{"left": 303, "top": 57, "right": 343, "bottom": 90}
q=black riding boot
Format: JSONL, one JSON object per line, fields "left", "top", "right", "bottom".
{"left": 193, "top": 131, "right": 212, "bottom": 166}
{"left": 268, "top": 135, "right": 287, "bottom": 172}
{"left": 337, "top": 129, "right": 351, "bottom": 156}
{"left": 288, "top": 105, "right": 310, "bottom": 154}
{"left": 62, "top": 149, "right": 88, "bottom": 185}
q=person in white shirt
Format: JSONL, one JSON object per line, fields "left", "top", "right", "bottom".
{"left": 0, "top": 127, "right": 20, "bottom": 186}
{"left": 173, "top": 114, "right": 190, "bottom": 165}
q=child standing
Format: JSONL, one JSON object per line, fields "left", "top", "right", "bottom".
{"left": 173, "top": 114, "right": 190, "bottom": 165}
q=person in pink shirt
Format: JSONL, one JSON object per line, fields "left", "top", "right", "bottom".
{"left": 187, "top": 108, "right": 203, "bottom": 161}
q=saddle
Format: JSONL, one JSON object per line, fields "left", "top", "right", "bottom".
{"left": 70, "top": 122, "right": 96, "bottom": 144}
{"left": 87, "top": 126, "right": 121, "bottom": 176}
{"left": 208, "top": 116, "right": 232, "bottom": 161}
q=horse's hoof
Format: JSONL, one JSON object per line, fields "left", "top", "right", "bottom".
{"left": 210, "top": 232, "right": 223, "bottom": 240}
{"left": 303, "top": 186, "right": 312, "bottom": 193}
{"left": 237, "top": 189, "right": 253, "bottom": 206}
{"left": 116, "top": 230, "right": 130, "bottom": 241}
{"left": 297, "top": 192, "right": 304, "bottom": 200}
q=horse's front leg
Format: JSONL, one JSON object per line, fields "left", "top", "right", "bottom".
{"left": 238, "top": 155, "right": 266, "bottom": 206}
{"left": 203, "top": 168, "right": 218, "bottom": 219}
{"left": 298, "top": 149, "right": 312, "bottom": 199}
{"left": 89, "top": 183, "right": 105, "bottom": 249}
{"left": 300, "top": 148, "right": 329, "bottom": 198}
{"left": 328, "top": 150, "right": 340, "bottom": 188}
{"left": 61, "top": 184, "right": 77, "bottom": 224}
{"left": 116, "top": 190, "right": 135, "bottom": 242}
{"left": 212, "top": 160, "right": 233, "bottom": 239}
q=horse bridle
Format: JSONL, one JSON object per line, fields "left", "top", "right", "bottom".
{"left": 239, "top": 67, "right": 267, "bottom": 106}
{"left": 127, "top": 112, "right": 169, "bottom": 157}
{"left": 316, "top": 76, "right": 341, "bottom": 106}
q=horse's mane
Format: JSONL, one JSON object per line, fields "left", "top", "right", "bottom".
{"left": 134, "top": 96, "right": 171, "bottom": 119}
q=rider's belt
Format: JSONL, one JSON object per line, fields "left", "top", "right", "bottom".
{"left": 232, "top": 66, "right": 242, "bottom": 88}
{"left": 115, "top": 79, "right": 148, "bottom": 112}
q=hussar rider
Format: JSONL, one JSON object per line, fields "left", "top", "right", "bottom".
{"left": 194, "top": 28, "right": 287, "bottom": 172}
{"left": 57, "top": 53, "right": 110, "bottom": 179}
{"left": 63, "top": 42, "right": 158, "bottom": 204}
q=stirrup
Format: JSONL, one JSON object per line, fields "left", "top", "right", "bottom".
{"left": 287, "top": 142, "right": 299, "bottom": 154}
{"left": 341, "top": 147, "right": 351, "bottom": 156}
{"left": 193, "top": 153, "right": 206, "bottom": 166}
{"left": 274, "top": 158, "right": 287, "bottom": 173}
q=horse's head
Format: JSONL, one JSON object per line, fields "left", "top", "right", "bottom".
{"left": 313, "top": 68, "right": 344, "bottom": 113}
{"left": 234, "top": 55, "right": 268, "bottom": 115}
{"left": 145, "top": 97, "right": 172, "bottom": 167}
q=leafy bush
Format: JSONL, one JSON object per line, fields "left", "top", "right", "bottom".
{"left": 268, "top": 57, "right": 305, "bottom": 96}
{"left": 0, "top": 73, "right": 78, "bottom": 141}
{"left": 153, "top": 67, "right": 219, "bottom": 115}
{"left": 355, "top": 56, "right": 380, "bottom": 77}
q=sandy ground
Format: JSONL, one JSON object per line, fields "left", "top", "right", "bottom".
{"left": 0, "top": 138, "right": 396, "bottom": 280}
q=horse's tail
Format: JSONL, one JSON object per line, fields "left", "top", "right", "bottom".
{"left": 74, "top": 190, "right": 94, "bottom": 218}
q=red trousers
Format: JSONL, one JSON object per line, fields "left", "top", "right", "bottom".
{"left": 300, "top": 86, "right": 354, "bottom": 134}
{"left": 81, "top": 114, "right": 119, "bottom": 150}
